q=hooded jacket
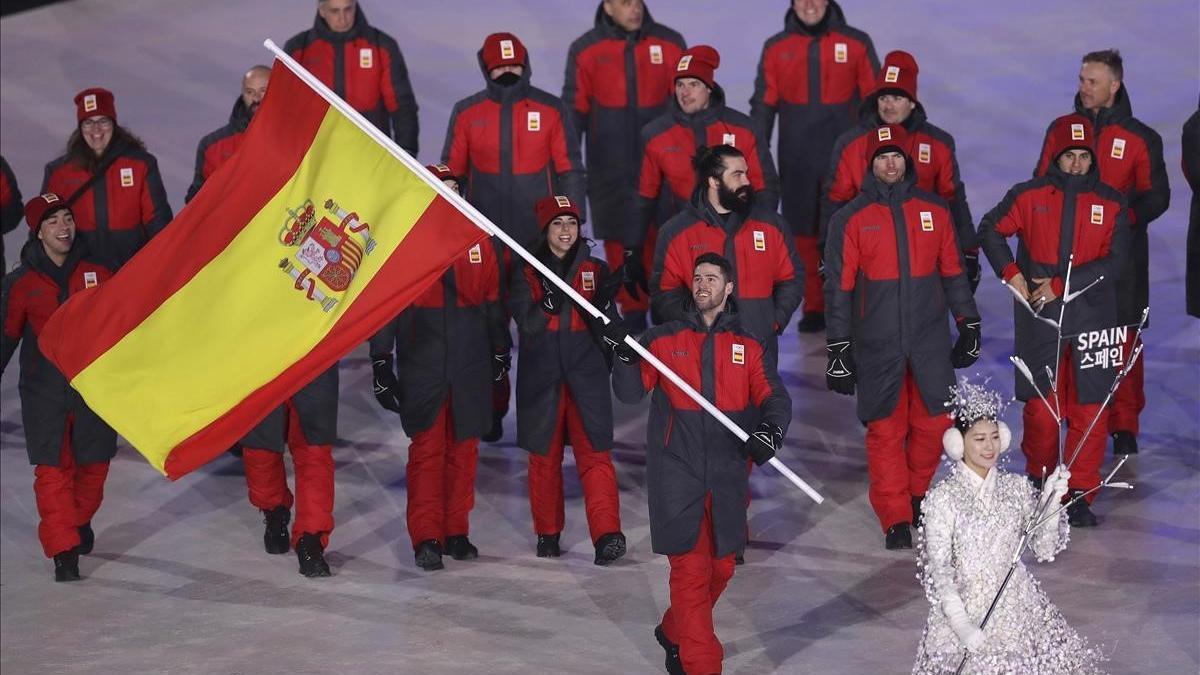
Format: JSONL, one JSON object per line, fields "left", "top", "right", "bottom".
{"left": 650, "top": 193, "right": 803, "bottom": 356}
{"left": 1033, "top": 85, "right": 1169, "bottom": 325}
{"left": 612, "top": 304, "right": 790, "bottom": 557}
{"left": 284, "top": 4, "right": 419, "bottom": 154}
{"left": 979, "top": 140, "right": 1130, "bottom": 404}
{"left": 1, "top": 237, "right": 116, "bottom": 465}
{"left": 509, "top": 239, "right": 619, "bottom": 455}
{"left": 750, "top": 0, "right": 878, "bottom": 237}
{"left": 0, "top": 155, "right": 21, "bottom": 268}
{"left": 185, "top": 96, "right": 255, "bottom": 203}
{"left": 563, "top": 3, "right": 686, "bottom": 241}
{"left": 823, "top": 96, "right": 975, "bottom": 253}
{"left": 825, "top": 166, "right": 977, "bottom": 422}
{"left": 629, "top": 83, "right": 780, "bottom": 249}
{"left": 442, "top": 48, "right": 586, "bottom": 251}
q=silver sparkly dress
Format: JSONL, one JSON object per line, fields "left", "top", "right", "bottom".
{"left": 912, "top": 462, "right": 1105, "bottom": 674}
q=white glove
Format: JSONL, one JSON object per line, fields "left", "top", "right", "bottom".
{"left": 942, "top": 592, "right": 985, "bottom": 652}
{"left": 1040, "top": 465, "right": 1071, "bottom": 506}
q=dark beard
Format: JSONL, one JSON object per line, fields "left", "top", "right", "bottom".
{"left": 717, "top": 183, "right": 753, "bottom": 215}
{"left": 493, "top": 72, "right": 521, "bottom": 86}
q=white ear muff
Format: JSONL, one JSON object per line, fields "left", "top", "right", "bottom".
{"left": 998, "top": 420, "right": 1012, "bottom": 454}
{"left": 942, "top": 427, "right": 964, "bottom": 461}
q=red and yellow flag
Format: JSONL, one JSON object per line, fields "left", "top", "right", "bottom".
{"left": 39, "top": 61, "right": 488, "bottom": 479}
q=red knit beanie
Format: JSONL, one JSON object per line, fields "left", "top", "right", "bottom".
{"left": 535, "top": 195, "right": 580, "bottom": 230}
{"left": 481, "top": 32, "right": 527, "bottom": 72}
{"left": 874, "top": 51, "right": 919, "bottom": 102}
{"left": 75, "top": 87, "right": 117, "bottom": 124}
{"left": 674, "top": 45, "right": 720, "bottom": 89}
{"left": 866, "top": 124, "right": 911, "bottom": 160}
{"left": 1044, "top": 114, "right": 1096, "bottom": 160}
{"left": 24, "top": 193, "right": 71, "bottom": 231}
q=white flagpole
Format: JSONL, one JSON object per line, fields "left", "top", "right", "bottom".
{"left": 262, "top": 40, "right": 823, "bottom": 504}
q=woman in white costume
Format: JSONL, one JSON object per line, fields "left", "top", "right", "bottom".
{"left": 912, "top": 380, "right": 1105, "bottom": 674}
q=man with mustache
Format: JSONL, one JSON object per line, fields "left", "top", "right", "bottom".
{"left": 650, "top": 144, "right": 802, "bottom": 359}
{"left": 824, "top": 124, "right": 980, "bottom": 550}
{"left": 186, "top": 65, "right": 270, "bottom": 203}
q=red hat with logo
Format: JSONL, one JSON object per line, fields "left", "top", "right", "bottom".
{"left": 24, "top": 193, "right": 72, "bottom": 231}
{"left": 674, "top": 45, "right": 720, "bottom": 89}
{"left": 866, "top": 124, "right": 911, "bottom": 160}
{"left": 425, "top": 163, "right": 460, "bottom": 182}
{"left": 481, "top": 32, "right": 527, "bottom": 72}
{"left": 1045, "top": 113, "right": 1096, "bottom": 160}
{"left": 873, "top": 50, "right": 919, "bottom": 103}
{"left": 74, "top": 87, "right": 117, "bottom": 124}
{"left": 535, "top": 195, "right": 580, "bottom": 230}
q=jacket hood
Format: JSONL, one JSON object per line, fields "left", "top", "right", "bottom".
{"left": 478, "top": 43, "right": 533, "bottom": 102}
{"left": 669, "top": 81, "right": 727, "bottom": 125}
{"left": 593, "top": 1, "right": 659, "bottom": 38}
{"left": 680, "top": 296, "right": 742, "bottom": 333}
{"left": 1073, "top": 81, "right": 1134, "bottom": 125}
{"left": 784, "top": 0, "right": 847, "bottom": 36}
{"left": 312, "top": 3, "right": 369, "bottom": 41}
{"left": 859, "top": 155, "right": 918, "bottom": 202}
{"left": 227, "top": 96, "right": 254, "bottom": 133}
{"left": 858, "top": 93, "right": 928, "bottom": 130}
{"left": 19, "top": 232, "right": 89, "bottom": 281}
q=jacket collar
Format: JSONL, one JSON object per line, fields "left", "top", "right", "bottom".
{"left": 957, "top": 461, "right": 998, "bottom": 502}
{"left": 227, "top": 96, "right": 253, "bottom": 133}
{"left": 1073, "top": 82, "right": 1134, "bottom": 128}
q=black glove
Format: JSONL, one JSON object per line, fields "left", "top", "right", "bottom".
{"left": 964, "top": 252, "right": 982, "bottom": 294}
{"left": 601, "top": 320, "right": 638, "bottom": 364}
{"left": 951, "top": 317, "right": 981, "bottom": 368}
{"left": 825, "top": 339, "right": 856, "bottom": 396}
{"left": 371, "top": 354, "right": 402, "bottom": 414}
{"left": 492, "top": 350, "right": 512, "bottom": 382}
{"left": 741, "top": 421, "right": 782, "bottom": 466}
{"left": 621, "top": 246, "right": 648, "bottom": 299}
{"left": 539, "top": 276, "right": 562, "bottom": 314}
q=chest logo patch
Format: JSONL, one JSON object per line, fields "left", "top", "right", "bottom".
{"left": 919, "top": 211, "right": 934, "bottom": 232}
{"left": 1110, "top": 137, "right": 1126, "bottom": 160}
{"left": 527, "top": 111, "right": 541, "bottom": 132}
{"left": 753, "top": 229, "right": 766, "bottom": 251}
{"left": 119, "top": 167, "right": 135, "bottom": 187}
{"left": 1070, "top": 123, "right": 1086, "bottom": 141}
{"left": 83, "top": 271, "right": 98, "bottom": 288}
{"left": 834, "top": 43, "right": 848, "bottom": 64}
{"left": 722, "top": 132, "right": 736, "bottom": 147}
{"left": 468, "top": 243, "right": 483, "bottom": 264}
{"left": 581, "top": 270, "right": 595, "bottom": 291}
{"left": 359, "top": 48, "right": 373, "bottom": 69}
{"left": 732, "top": 343, "right": 745, "bottom": 365}
{"left": 918, "top": 143, "right": 931, "bottom": 164}
{"left": 1090, "top": 204, "right": 1104, "bottom": 225}
{"left": 649, "top": 44, "right": 663, "bottom": 65}
{"left": 876, "top": 126, "right": 892, "bottom": 142}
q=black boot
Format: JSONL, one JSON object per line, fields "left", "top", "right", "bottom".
{"left": 1111, "top": 430, "right": 1138, "bottom": 455}
{"left": 1066, "top": 491, "right": 1099, "bottom": 528}
{"left": 295, "top": 533, "right": 331, "bottom": 577}
{"left": 54, "top": 550, "right": 81, "bottom": 582}
{"left": 481, "top": 412, "right": 504, "bottom": 443}
{"left": 76, "top": 522, "right": 95, "bottom": 555}
{"left": 911, "top": 496, "right": 925, "bottom": 529}
{"left": 734, "top": 552, "right": 745, "bottom": 565}
{"left": 593, "top": 532, "right": 626, "bottom": 566}
{"left": 622, "top": 311, "right": 648, "bottom": 334}
{"left": 262, "top": 506, "right": 290, "bottom": 555}
{"left": 885, "top": 523, "right": 913, "bottom": 550}
{"left": 444, "top": 534, "right": 478, "bottom": 560}
{"left": 796, "top": 310, "right": 825, "bottom": 333}
{"left": 536, "top": 533, "right": 561, "bottom": 558}
{"left": 414, "top": 539, "right": 444, "bottom": 571}
{"left": 654, "top": 624, "right": 685, "bottom": 675}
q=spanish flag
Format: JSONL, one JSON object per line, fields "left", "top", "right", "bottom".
{"left": 38, "top": 59, "right": 488, "bottom": 479}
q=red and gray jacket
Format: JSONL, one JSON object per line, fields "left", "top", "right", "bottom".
{"left": 823, "top": 103, "right": 975, "bottom": 253}
{"left": 612, "top": 305, "right": 790, "bottom": 557}
{"left": 750, "top": 0, "right": 877, "bottom": 237}
{"left": 1033, "top": 86, "right": 1169, "bottom": 325}
{"left": 629, "top": 85, "right": 780, "bottom": 249}
{"left": 285, "top": 5, "right": 419, "bottom": 154}
{"left": 442, "top": 52, "right": 586, "bottom": 251}
{"left": 824, "top": 170, "right": 977, "bottom": 422}
{"left": 0, "top": 155, "right": 21, "bottom": 267}
{"left": 562, "top": 3, "right": 686, "bottom": 241}
{"left": 369, "top": 241, "right": 509, "bottom": 441}
{"left": 1, "top": 238, "right": 116, "bottom": 466}
{"left": 509, "top": 241, "right": 619, "bottom": 456}
{"left": 42, "top": 145, "right": 173, "bottom": 270}
{"left": 651, "top": 197, "right": 803, "bottom": 355}
{"left": 185, "top": 97, "right": 253, "bottom": 204}
{"left": 979, "top": 160, "right": 1130, "bottom": 405}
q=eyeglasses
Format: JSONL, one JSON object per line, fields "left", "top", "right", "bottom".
{"left": 80, "top": 118, "right": 113, "bottom": 131}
